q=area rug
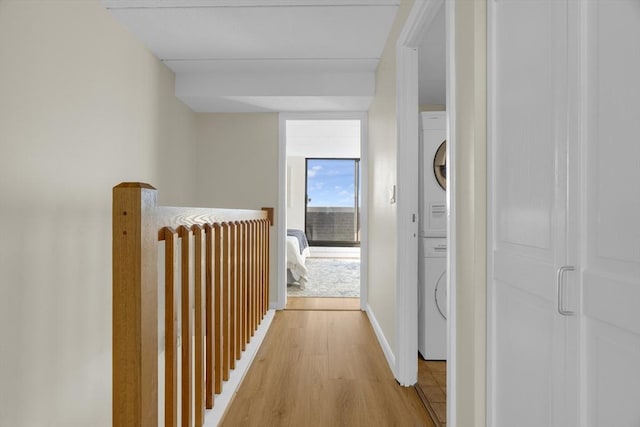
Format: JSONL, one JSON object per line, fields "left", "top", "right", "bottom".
{"left": 287, "top": 258, "right": 360, "bottom": 297}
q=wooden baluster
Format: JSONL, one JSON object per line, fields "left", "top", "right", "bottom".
{"left": 262, "top": 219, "right": 268, "bottom": 317}
{"left": 252, "top": 220, "right": 258, "bottom": 332}
{"left": 264, "top": 220, "right": 271, "bottom": 315}
{"left": 262, "top": 219, "right": 267, "bottom": 317}
{"left": 256, "top": 220, "right": 262, "bottom": 322}
{"left": 236, "top": 221, "right": 244, "bottom": 358}
{"left": 213, "top": 223, "right": 223, "bottom": 394}
{"left": 246, "top": 221, "right": 252, "bottom": 340}
{"left": 240, "top": 221, "right": 249, "bottom": 349}
{"left": 221, "top": 223, "right": 231, "bottom": 381}
{"left": 163, "top": 227, "right": 178, "bottom": 427}
{"left": 228, "top": 222, "right": 237, "bottom": 369}
{"left": 234, "top": 222, "right": 240, "bottom": 360}
{"left": 254, "top": 220, "right": 260, "bottom": 330}
{"left": 235, "top": 221, "right": 245, "bottom": 354}
{"left": 192, "top": 225, "right": 206, "bottom": 426}
{"left": 249, "top": 220, "right": 255, "bottom": 336}
{"left": 255, "top": 221, "right": 261, "bottom": 327}
{"left": 246, "top": 221, "right": 252, "bottom": 341}
{"left": 112, "top": 183, "right": 158, "bottom": 427}
{"left": 245, "top": 221, "right": 251, "bottom": 339}
{"left": 261, "top": 207, "right": 273, "bottom": 317}
{"left": 204, "top": 224, "right": 215, "bottom": 408}
{"left": 233, "top": 221, "right": 242, "bottom": 360}
{"left": 178, "top": 226, "right": 193, "bottom": 427}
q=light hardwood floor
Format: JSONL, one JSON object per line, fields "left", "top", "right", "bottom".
{"left": 285, "top": 297, "right": 360, "bottom": 311}
{"left": 221, "top": 310, "right": 434, "bottom": 426}
{"left": 416, "top": 359, "right": 447, "bottom": 427}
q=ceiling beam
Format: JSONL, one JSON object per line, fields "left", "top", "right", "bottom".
{"left": 102, "top": 0, "right": 400, "bottom": 9}
{"left": 176, "top": 70, "right": 375, "bottom": 97}
{"left": 163, "top": 58, "right": 379, "bottom": 73}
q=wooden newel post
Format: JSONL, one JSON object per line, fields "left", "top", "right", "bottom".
{"left": 261, "top": 207, "right": 274, "bottom": 226}
{"left": 113, "top": 183, "right": 159, "bottom": 427}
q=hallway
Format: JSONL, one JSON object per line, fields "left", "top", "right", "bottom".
{"left": 221, "top": 310, "right": 434, "bottom": 426}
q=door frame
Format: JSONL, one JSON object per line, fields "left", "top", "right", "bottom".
{"left": 276, "top": 112, "right": 369, "bottom": 310}
{"left": 395, "top": 0, "right": 457, "bottom": 422}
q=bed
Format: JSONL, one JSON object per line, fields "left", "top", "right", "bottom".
{"left": 286, "top": 229, "right": 310, "bottom": 288}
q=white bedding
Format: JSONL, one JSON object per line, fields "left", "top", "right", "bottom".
{"left": 286, "top": 235, "right": 310, "bottom": 288}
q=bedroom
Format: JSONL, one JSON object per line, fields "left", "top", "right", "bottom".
{"left": 284, "top": 118, "right": 363, "bottom": 309}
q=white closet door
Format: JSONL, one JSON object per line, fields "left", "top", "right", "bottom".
{"left": 582, "top": 1, "right": 640, "bottom": 425}
{"left": 488, "top": 0, "right": 578, "bottom": 426}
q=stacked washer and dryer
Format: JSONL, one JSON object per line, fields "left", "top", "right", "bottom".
{"left": 418, "top": 111, "right": 447, "bottom": 361}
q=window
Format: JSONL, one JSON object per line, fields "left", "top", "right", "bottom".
{"left": 305, "top": 158, "right": 360, "bottom": 246}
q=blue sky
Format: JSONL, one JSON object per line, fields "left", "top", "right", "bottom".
{"left": 306, "top": 159, "right": 358, "bottom": 207}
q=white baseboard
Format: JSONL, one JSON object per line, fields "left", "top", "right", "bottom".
{"left": 204, "top": 309, "right": 275, "bottom": 426}
{"left": 365, "top": 304, "right": 396, "bottom": 377}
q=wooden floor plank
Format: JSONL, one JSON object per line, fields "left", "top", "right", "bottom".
{"left": 416, "top": 358, "right": 447, "bottom": 427}
{"left": 221, "top": 310, "right": 434, "bottom": 427}
{"left": 285, "top": 297, "right": 360, "bottom": 311}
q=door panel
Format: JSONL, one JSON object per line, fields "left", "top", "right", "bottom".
{"left": 495, "top": 282, "right": 554, "bottom": 427}
{"left": 494, "top": 0, "right": 561, "bottom": 254}
{"left": 585, "top": 321, "right": 640, "bottom": 427}
{"left": 586, "top": 0, "right": 640, "bottom": 270}
{"left": 489, "top": 0, "right": 577, "bottom": 425}
{"left": 493, "top": 250, "right": 555, "bottom": 302}
{"left": 583, "top": 1, "right": 640, "bottom": 425}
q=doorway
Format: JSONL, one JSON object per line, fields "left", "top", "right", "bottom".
{"left": 396, "top": 1, "right": 486, "bottom": 426}
{"left": 403, "top": 3, "right": 448, "bottom": 427}
{"left": 278, "top": 114, "right": 368, "bottom": 311}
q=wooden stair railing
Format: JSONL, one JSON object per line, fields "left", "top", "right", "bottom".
{"left": 113, "top": 183, "right": 273, "bottom": 427}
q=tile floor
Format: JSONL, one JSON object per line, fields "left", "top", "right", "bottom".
{"left": 416, "top": 359, "right": 447, "bottom": 427}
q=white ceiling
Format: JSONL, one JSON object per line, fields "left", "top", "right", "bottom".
{"left": 102, "top": 0, "right": 445, "bottom": 112}
{"left": 101, "top": 0, "right": 400, "bottom": 112}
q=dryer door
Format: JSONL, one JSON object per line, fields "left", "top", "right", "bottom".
{"left": 433, "top": 140, "right": 447, "bottom": 191}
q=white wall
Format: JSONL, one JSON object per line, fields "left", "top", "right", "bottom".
{"left": 194, "top": 113, "right": 280, "bottom": 302}
{"left": 367, "top": 0, "right": 415, "bottom": 360}
{"left": 0, "top": 1, "right": 198, "bottom": 426}
{"left": 286, "top": 120, "right": 362, "bottom": 158}
{"left": 286, "top": 156, "right": 306, "bottom": 231}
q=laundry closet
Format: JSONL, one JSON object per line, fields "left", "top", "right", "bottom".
{"left": 418, "top": 111, "right": 447, "bottom": 361}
